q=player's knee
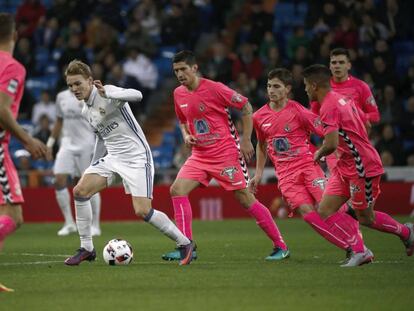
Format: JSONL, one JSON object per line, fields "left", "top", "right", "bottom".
{"left": 358, "top": 214, "right": 375, "bottom": 226}
{"left": 73, "top": 185, "right": 91, "bottom": 199}
{"left": 299, "top": 205, "right": 313, "bottom": 216}
{"left": 234, "top": 190, "right": 254, "bottom": 209}
{"left": 170, "top": 183, "right": 184, "bottom": 196}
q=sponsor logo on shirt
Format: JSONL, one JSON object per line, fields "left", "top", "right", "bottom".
{"left": 7, "top": 79, "right": 18, "bottom": 94}
{"left": 231, "top": 92, "right": 243, "bottom": 103}
{"left": 221, "top": 166, "right": 238, "bottom": 180}
{"left": 262, "top": 123, "right": 271, "bottom": 127}
{"left": 180, "top": 104, "right": 188, "bottom": 108}
{"left": 98, "top": 121, "right": 119, "bottom": 137}
{"left": 194, "top": 119, "right": 210, "bottom": 135}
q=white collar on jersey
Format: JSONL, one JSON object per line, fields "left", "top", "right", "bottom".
{"left": 85, "top": 85, "right": 98, "bottom": 107}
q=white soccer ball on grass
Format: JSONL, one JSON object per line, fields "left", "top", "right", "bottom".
{"left": 103, "top": 239, "right": 134, "bottom": 265}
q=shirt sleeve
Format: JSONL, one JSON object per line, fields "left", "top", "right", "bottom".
{"left": 359, "top": 82, "right": 380, "bottom": 123}
{"left": 214, "top": 82, "right": 248, "bottom": 110}
{"left": 173, "top": 91, "right": 187, "bottom": 124}
{"left": 55, "top": 94, "right": 63, "bottom": 118}
{"left": 320, "top": 101, "right": 339, "bottom": 136}
{"left": 104, "top": 85, "right": 143, "bottom": 107}
{"left": 309, "top": 101, "right": 321, "bottom": 115}
{"left": 0, "top": 62, "right": 25, "bottom": 100}
{"left": 253, "top": 114, "right": 265, "bottom": 142}
{"left": 296, "top": 103, "right": 324, "bottom": 137}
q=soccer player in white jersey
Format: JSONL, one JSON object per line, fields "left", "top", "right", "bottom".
{"left": 46, "top": 88, "right": 102, "bottom": 237}
{"left": 63, "top": 60, "right": 194, "bottom": 266}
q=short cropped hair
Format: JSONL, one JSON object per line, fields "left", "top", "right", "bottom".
{"left": 0, "top": 13, "right": 15, "bottom": 44}
{"left": 302, "top": 64, "right": 331, "bottom": 87}
{"left": 268, "top": 68, "right": 293, "bottom": 86}
{"left": 65, "top": 60, "right": 92, "bottom": 78}
{"left": 173, "top": 50, "right": 197, "bottom": 66}
{"left": 330, "top": 48, "right": 350, "bottom": 60}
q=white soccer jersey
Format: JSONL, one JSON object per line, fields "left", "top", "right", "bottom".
{"left": 56, "top": 89, "right": 95, "bottom": 151}
{"left": 82, "top": 85, "right": 152, "bottom": 165}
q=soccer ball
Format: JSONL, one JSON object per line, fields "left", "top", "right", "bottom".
{"left": 103, "top": 239, "right": 134, "bottom": 265}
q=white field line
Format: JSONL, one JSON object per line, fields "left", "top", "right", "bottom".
{"left": 0, "top": 260, "right": 63, "bottom": 266}
{"left": 5, "top": 253, "right": 71, "bottom": 257}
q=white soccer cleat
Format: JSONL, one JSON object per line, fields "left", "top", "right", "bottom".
{"left": 57, "top": 223, "right": 77, "bottom": 236}
{"left": 91, "top": 226, "right": 102, "bottom": 237}
{"left": 340, "top": 248, "right": 374, "bottom": 267}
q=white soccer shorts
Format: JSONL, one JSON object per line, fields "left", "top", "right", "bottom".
{"left": 53, "top": 148, "right": 93, "bottom": 177}
{"left": 83, "top": 154, "right": 154, "bottom": 198}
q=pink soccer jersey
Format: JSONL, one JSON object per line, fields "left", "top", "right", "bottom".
{"left": 253, "top": 100, "right": 323, "bottom": 178}
{"left": 311, "top": 76, "right": 379, "bottom": 123}
{"left": 174, "top": 78, "right": 248, "bottom": 158}
{"left": 0, "top": 51, "right": 26, "bottom": 145}
{"left": 319, "top": 91, "right": 384, "bottom": 178}
{"left": 330, "top": 75, "right": 380, "bottom": 123}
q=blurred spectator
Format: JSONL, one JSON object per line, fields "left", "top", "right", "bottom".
{"left": 106, "top": 64, "right": 129, "bottom": 88}
{"left": 15, "top": 0, "right": 46, "bottom": 38}
{"left": 91, "top": 63, "right": 105, "bottom": 82}
{"left": 287, "top": 26, "right": 310, "bottom": 60}
{"left": 400, "top": 96, "right": 414, "bottom": 141}
{"left": 380, "top": 150, "right": 395, "bottom": 167}
{"left": 232, "top": 42, "right": 263, "bottom": 82}
{"left": 31, "top": 90, "right": 56, "bottom": 126}
{"left": 375, "top": 124, "right": 404, "bottom": 165}
{"left": 359, "top": 13, "right": 389, "bottom": 52}
{"left": 58, "top": 34, "right": 88, "bottom": 71}
{"left": 371, "top": 56, "right": 396, "bottom": 90}
{"left": 124, "top": 21, "right": 157, "bottom": 57}
{"left": 290, "top": 63, "right": 308, "bottom": 106}
{"left": 203, "top": 41, "right": 233, "bottom": 84}
{"left": 333, "top": 15, "right": 358, "bottom": 50}
{"left": 248, "top": 0, "right": 274, "bottom": 46}
{"left": 34, "top": 16, "right": 60, "bottom": 51}
{"left": 130, "top": 0, "right": 161, "bottom": 40}
{"left": 34, "top": 114, "right": 52, "bottom": 144}
{"left": 378, "top": 85, "right": 401, "bottom": 124}
{"left": 14, "top": 38, "right": 35, "bottom": 76}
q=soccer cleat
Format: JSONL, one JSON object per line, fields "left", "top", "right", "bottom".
{"left": 178, "top": 241, "right": 195, "bottom": 265}
{"left": 0, "top": 283, "right": 14, "bottom": 292}
{"left": 64, "top": 248, "right": 96, "bottom": 266}
{"left": 265, "top": 247, "right": 290, "bottom": 261}
{"left": 57, "top": 223, "right": 77, "bottom": 236}
{"left": 91, "top": 226, "right": 102, "bottom": 237}
{"left": 402, "top": 223, "right": 414, "bottom": 256}
{"left": 340, "top": 248, "right": 374, "bottom": 267}
{"left": 162, "top": 242, "right": 198, "bottom": 261}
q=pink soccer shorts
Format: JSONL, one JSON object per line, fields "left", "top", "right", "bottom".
{"left": 0, "top": 145, "right": 24, "bottom": 205}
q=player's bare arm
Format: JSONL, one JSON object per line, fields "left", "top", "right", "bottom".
{"left": 240, "top": 102, "right": 254, "bottom": 162}
{"left": 46, "top": 117, "right": 63, "bottom": 160}
{"left": 314, "top": 130, "right": 338, "bottom": 162}
{"left": 249, "top": 141, "right": 267, "bottom": 194}
{"left": 0, "top": 91, "right": 47, "bottom": 159}
{"left": 179, "top": 123, "right": 197, "bottom": 146}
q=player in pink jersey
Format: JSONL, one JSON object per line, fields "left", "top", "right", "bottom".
{"left": 162, "top": 50, "right": 289, "bottom": 261}
{"left": 0, "top": 13, "right": 47, "bottom": 292}
{"left": 303, "top": 64, "right": 414, "bottom": 267}
{"left": 250, "top": 68, "right": 365, "bottom": 258}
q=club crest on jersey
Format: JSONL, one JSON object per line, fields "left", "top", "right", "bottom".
{"left": 350, "top": 184, "right": 361, "bottom": 198}
{"left": 221, "top": 167, "right": 238, "bottom": 180}
{"left": 312, "top": 178, "right": 326, "bottom": 190}
{"left": 7, "top": 79, "right": 18, "bottom": 94}
{"left": 284, "top": 124, "right": 290, "bottom": 132}
{"left": 99, "top": 107, "right": 106, "bottom": 116}
{"left": 199, "top": 103, "right": 205, "bottom": 112}
{"left": 231, "top": 92, "right": 243, "bottom": 103}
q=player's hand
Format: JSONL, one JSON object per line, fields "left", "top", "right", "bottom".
{"left": 46, "top": 147, "right": 54, "bottom": 161}
{"left": 249, "top": 175, "right": 261, "bottom": 194}
{"left": 240, "top": 138, "right": 254, "bottom": 163}
{"left": 24, "top": 137, "right": 47, "bottom": 159}
{"left": 93, "top": 80, "right": 106, "bottom": 98}
{"left": 184, "top": 134, "right": 197, "bottom": 146}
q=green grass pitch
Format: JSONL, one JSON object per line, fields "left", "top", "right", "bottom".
{"left": 1, "top": 218, "right": 414, "bottom": 310}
